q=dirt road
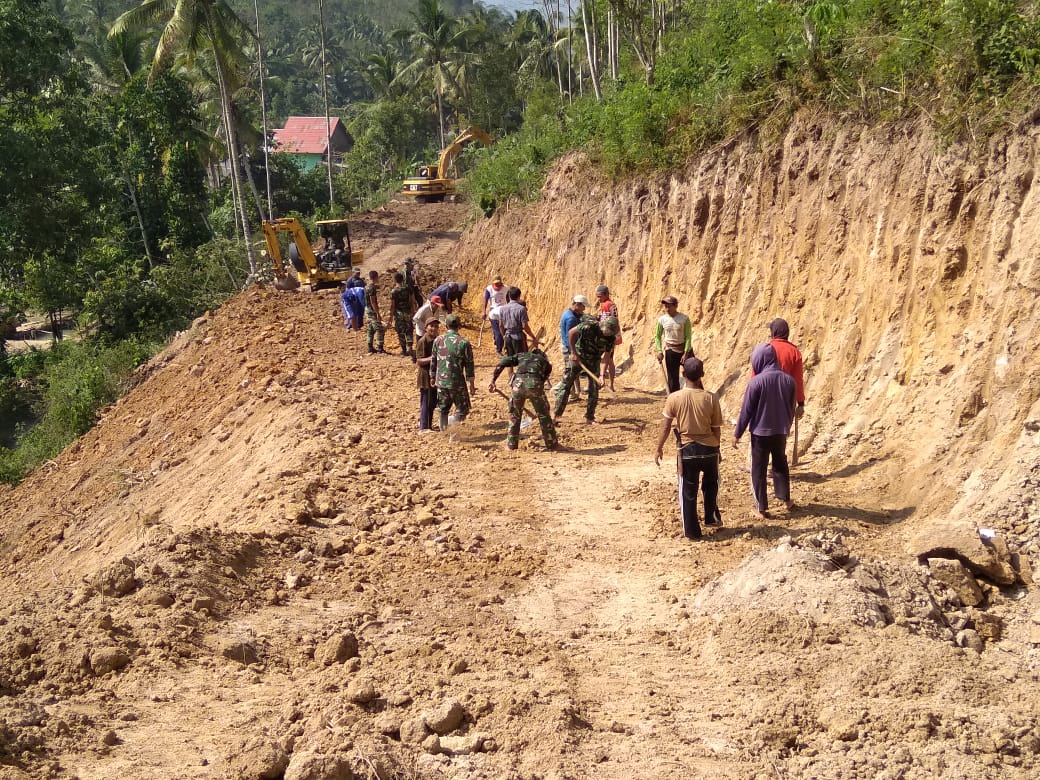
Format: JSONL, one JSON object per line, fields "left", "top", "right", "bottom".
{"left": 0, "top": 202, "right": 1037, "bottom": 779}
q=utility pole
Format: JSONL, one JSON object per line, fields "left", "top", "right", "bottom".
{"left": 318, "top": 0, "right": 335, "bottom": 211}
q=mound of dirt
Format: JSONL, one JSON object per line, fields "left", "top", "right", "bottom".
{"left": 0, "top": 140, "right": 1039, "bottom": 779}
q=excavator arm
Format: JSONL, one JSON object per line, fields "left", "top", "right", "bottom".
{"left": 435, "top": 126, "right": 493, "bottom": 181}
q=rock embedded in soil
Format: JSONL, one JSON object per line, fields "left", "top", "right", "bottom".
{"left": 89, "top": 647, "right": 130, "bottom": 675}
{"left": 910, "top": 520, "right": 1017, "bottom": 585}
{"left": 345, "top": 676, "right": 377, "bottom": 704}
{"left": 220, "top": 638, "right": 259, "bottom": 665}
{"left": 284, "top": 751, "right": 354, "bottom": 780}
{"left": 315, "top": 632, "right": 359, "bottom": 666}
{"left": 422, "top": 698, "right": 466, "bottom": 735}
{"left": 225, "top": 736, "right": 289, "bottom": 779}
{"left": 926, "top": 558, "right": 985, "bottom": 606}
{"left": 398, "top": 716, "right": 430, "bottom": 744}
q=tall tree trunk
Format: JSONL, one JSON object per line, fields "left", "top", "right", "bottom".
{"left": 211, "top": 29, "right": 257, "bottom": 279}
{"left": 581, "top": 0, "right": 602, "bottom": 100}
{"left": 253, "top": 0, "right": 272, "bottom": 220}
{"left": 318, "top": 0, "right": 335, "bottom": 211}
{"left": 123, "top": 166, "right": 157, "bottom": 271}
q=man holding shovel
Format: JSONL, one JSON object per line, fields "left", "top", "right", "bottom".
{"left": 654, "top": 357, "right": 723, "bottom": 541}
{"left": 554, "top": 316, "right": 619, "bottom": 425}
{"left": 489, "top": 348, "right": 558, "bottom": 451}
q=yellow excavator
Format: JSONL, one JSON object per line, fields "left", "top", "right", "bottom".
{"left": 261, "top": 217, "right": 363, "bottom": 290}
{"left": 401, "top": 126, "right": 493, "bottom": 203}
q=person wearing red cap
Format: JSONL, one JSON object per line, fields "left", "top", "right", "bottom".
{"left": 654, "top": 357, "right": 723, "bottom": 540}
{"left": 482, "top": 276, "right": 508, "bottom": 354}
{"left": 413, "top": 295, "right": 445, "bottom": 339}
{"left": 654, "top": 296, "right": 693, "bottom": 393}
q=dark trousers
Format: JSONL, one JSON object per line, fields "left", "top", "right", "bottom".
{"left": 419, "top": 388, "right": 437, "bottom": 430}
{"left": 665, "top": 349, "right": 684, "bottom": 393}
{"left": 554, "top": 359, "right": 599, "bottom": 420}
{"left": 490, "top": 320, "right": 504, "bottom": 354}
{"left": 751, "top": 433, "right": 790, "bottom": 511}
{"left": 678, "top": 447, "right": 720, "bottom": 539}
{"left": 505, "top": 332, "right": 527, "bottom": 356}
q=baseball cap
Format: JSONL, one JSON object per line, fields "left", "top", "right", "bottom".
{"left": 426, "top": 318, "right": 440, "bottom": 326}
{"left": 572, "top": 294, "right": 589, "bottom": 306}
{"left": 351, "top": 267, "right": 361, "bottom": 273}
{"left": 430, "top": 295, "right": 443, "bottom": 305}
{"left": 492, "top": 276, "right": 502, "bottom": 284}
{"left": 596, "top": 285, "right": 609, "bottom": 295}
{"left": 661, "top": 295, "right": 678, "bottom": 306}
{"left": 682, "top": 357, "right": 704, "bottom": 381}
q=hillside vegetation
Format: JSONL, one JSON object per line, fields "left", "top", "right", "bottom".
{"left": 2, "top": 0, "right": 1038, "bottom": 481}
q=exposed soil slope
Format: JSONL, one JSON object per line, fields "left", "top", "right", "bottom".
{"left": 0, "top": 120, "right": 1038, "bottom": 780}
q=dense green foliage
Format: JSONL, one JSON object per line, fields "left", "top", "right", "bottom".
{"left": 1, "top": 0, "right": 1037, "bottom": 482}
{"left": 467, "top": 0, "right": 1040, "bottom": 206}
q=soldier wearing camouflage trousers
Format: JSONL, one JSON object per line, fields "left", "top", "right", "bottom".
{"left": 489, "top": 348, "right": 558, "bottom": 451}
{"left": 431, "top": 314, "right": 475, "bottom": 432}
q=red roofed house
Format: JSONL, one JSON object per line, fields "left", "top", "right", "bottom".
{"left": 271, "top": 117, "right": 353, "bottom": 172}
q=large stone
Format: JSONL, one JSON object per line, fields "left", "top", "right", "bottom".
{"left": 284, "top": 751, "right": 354, "bottom": 780}
{"left": 398, "top": 716, "right": 430, "bottom": 745}
{"left": 909, "top": 519, "right": 1017, "bottom": 585}
{"left": 225, "top": 736, "right": 289, "bottom": 779}
{"left": 97, "top": 560, "right": 138, "bottom": 597}
{"left": 220, "top": 639, "right": 259, "bottom": 665}
{"left": 345, "top": 677, "right": 377, "bottom": 705}
{"left": 89, "top": 647, "right": 130, "bottom": 675}
{"left": 315, "top": 633, "right": 359, "bottom": 666}
{"left": 422, "top": 699, "right": 466, "bottom": 735}
{"left": 926, "top": 558, "right": 984, "bottom": 606}
{"left": 439, "top": 733, "right": 487, "bottom": 755}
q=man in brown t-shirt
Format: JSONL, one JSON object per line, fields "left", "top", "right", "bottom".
{"left": 654, "top": 357, "right": 723, "bottom": 540}
{"left": 416, "top": 319, "right": 440, "bottom": 431}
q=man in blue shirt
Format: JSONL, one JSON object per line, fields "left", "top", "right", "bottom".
{"left": 554, "top": 295, "right": 587, "bottom": 400}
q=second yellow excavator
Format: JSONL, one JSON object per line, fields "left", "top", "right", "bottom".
{"left": 401, "top": 126, "right": 493, "bottom": 203}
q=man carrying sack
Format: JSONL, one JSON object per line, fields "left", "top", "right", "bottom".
{"left": 654, "top": 357, "right": 723, "bottom": 541}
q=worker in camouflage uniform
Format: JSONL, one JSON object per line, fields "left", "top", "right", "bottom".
{"left": 554, "top": 316, "right": 619, "bottom": 424}
{"left": 402, "top": 257, "right": 423, "bottom": 307}
{"left": 388, "top": 271, "right": 415, "bottom": 357}
{"left": 364, "top": 270, "right": 386, "bottom": 354}
{"left": 489, "top": 348, "right": 558, "bottom": 451}
{"left": 431, "top": 313, "right": 476, "bottom": 432}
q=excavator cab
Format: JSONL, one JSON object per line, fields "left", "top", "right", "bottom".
{"left": 262, "top": 217, "right": 363, "bottom": 290}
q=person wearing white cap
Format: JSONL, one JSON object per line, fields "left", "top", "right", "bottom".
{"left": 554, "top": 295, "right": 588, "bottom": 400}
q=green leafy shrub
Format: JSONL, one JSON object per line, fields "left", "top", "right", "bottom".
{"left": 0, "top": 338, "right": 155, "bottom": 483}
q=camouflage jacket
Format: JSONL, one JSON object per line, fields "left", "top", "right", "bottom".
{"left": 389, "top": 285, "right": 412, "bottom": 320}
{"left": 574, "top": 315, "right": 613, "bottom": 363}
{"left": 364, "top": 282, "right": 380, "bottom": 316}
{"left": 493, "top": 349, "right": 552, "bottom": 390}
{"left": 432, "top": 331, "right": 474, "bottom": 389}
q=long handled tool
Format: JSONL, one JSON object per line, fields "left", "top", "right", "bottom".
{"left": 659, "top": 355, "right": 671, "bottom": 392}
{"left": 491, "top": 386, "right": 537, "bottom": 427}
{"left": 578, "top": 359, "right": 605, "bottom": 388}
{"left": 477, "top": 317, "right": 486, "bottom": 349}
{"left": 792, "top": 417, "right": 799, "bottom": 467}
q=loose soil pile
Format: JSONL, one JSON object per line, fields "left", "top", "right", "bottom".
{"left": 0, "top": 152, "right": 1039, "bottom": 779}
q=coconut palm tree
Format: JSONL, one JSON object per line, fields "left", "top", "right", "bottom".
{"left": 394, "top": 0, "right": 481, "bottom": 147}
{"left": 110, "top": 0, "right": 259, "bottom": 277}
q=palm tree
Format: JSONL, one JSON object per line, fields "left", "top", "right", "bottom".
{"left": 110, "top": 0, "right": 259, "bottom": 277}
{"left": 394, "top": 0, "right": 480, "bottom": 147}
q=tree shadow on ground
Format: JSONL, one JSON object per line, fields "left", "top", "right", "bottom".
{"left": 797, "top": 455, "right": 888, "bottom": 483}
{"left": 797, "top": 502, "right": 915, "bottom": 526}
